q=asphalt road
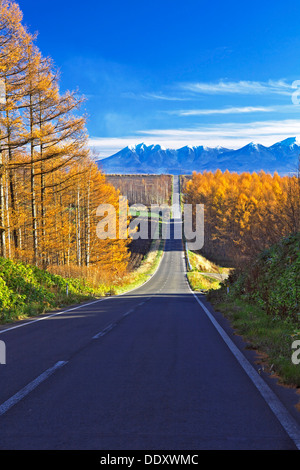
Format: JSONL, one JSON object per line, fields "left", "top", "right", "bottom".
{"left": 0, "top": 179, "right": 300, "bottom": 450}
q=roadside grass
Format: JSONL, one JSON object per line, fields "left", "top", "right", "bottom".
{"left": 186, "top": 249, "right": 231, "bottom": 292}
{"left": 0, "top": 257, "right": 98, "bottom": 324}
{"left": 187, "top": 272, "right": 222, "bottom": 291}
{"left": 187, "top": 250, "right": 231, "bottom": 275}
{"left": 186, "top": 235, "right": 300, "bottom": 388}
{"left": 112, "top": 238, "right": 165, "bottom": 295}
{"left": 207, "top": 232, "right": 300, "bottom": 387}
{"left": 0, "top": 236, "right": 165, "bottom": 325}
{"left": 207, "top": 287, "right": 300, "bottom": 387}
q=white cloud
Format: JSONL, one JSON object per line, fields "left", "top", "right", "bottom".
{"left": 122, "top": 91, "right": 189, "bottom": 101}
{"left": 180, "top": 79, "right": 293, "bottom": 96}
{"left": 89, "top": 119, "right": 300, "bottom": 157}
{"left": 170, "top": 106, "right": 276, "bottom": 116}
{"left": 138, "top": 119, "right": 300, "bottom": 141}
{"left": 141, "top": 92, "right": 189, "bottom": 101}
{"left": 172, "top": 104, "right": 299, "bottom": 116}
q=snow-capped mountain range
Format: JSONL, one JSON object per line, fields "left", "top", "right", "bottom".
{"left": 97, "top": 137, "right": 300, "bottom": 175}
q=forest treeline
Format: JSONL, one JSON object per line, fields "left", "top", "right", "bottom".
{"left": 0, "top": 1, "right": 130, "bottom": 277}
{"left": 105, "top": 175, "right": 172, "bottom": 207}
{"left": 182, "top": 169, "right": 300, "bottom": 266}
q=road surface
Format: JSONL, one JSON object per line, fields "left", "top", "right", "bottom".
{"left": 0, "top": 178, "right": 300, "bottom": 450}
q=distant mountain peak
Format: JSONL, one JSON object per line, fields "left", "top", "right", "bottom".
{"left": 97, "top": 138, "right": 300, "bottom": 175}
{"left": 179, "top": 144, "right": 202, "bottom": 151}
{"left": 127, "top": 143, "right": 168, "bottom": 152}
{"left": 135, "top": 143, "right": 147, "bottom": 150}
{"left": 244, "top": 142, "right": 262, "bottom": 150}
{"left": 274, "top": 137, "right": 300, "bottom": 147}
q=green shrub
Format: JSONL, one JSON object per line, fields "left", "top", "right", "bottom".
{"left": 0, "top": 257, "right": 96, "bottom": 324}
{"left": 229, "top": 232, "right": 300, "bottom": 319}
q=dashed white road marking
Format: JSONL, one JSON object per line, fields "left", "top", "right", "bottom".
{"left": 93, "top": 324, "right": 116, "bottom": 339}
{"left": 0, "top": 361, "right": 68, "bottom": 417}
{"left": 123, "top": 309, "right": 134, "bottom": 318}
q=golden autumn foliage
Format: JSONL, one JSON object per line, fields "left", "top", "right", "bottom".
{"left": 0, "top": 1, "right": 130, "bottom": 278}
{"left": 182, "top": 169, "right": 300, "bottom": 266}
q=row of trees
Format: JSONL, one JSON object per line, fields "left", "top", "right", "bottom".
{"left": 0, "top": 1, "right": 130, "bottom": 275}
{"left": 182, "top": 168, "right": 300, "bottom": 266}
{"left": 105, "top": 175, "right": 172, "bottom": 206}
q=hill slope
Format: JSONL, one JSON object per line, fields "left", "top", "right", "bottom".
{"left": 207, "top": 232, "right": 300, "bottom": 386}
{"left": 229, "top": 232, "right": 300, "bottom": 318}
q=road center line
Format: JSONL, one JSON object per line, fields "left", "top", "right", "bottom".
{"left": 93, "top": 324, "right": 116, "bottom": 339}
{"left": 0, "top": 361, "right": 68, "bottom": 417}
{"left": 0, "top": 244, "right": 166, "bottom": 337}
{"left": 123, "top": 309, "right": 134, "bottom": 317}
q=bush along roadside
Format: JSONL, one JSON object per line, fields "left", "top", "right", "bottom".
{"left": 207, "top": 232, "right": 300, "bottom": 387}
{"left": 0, "top": 236, "right": 165, "bottom": 325}
{"left": 0, "top": 257, "right": 97, "bottom": 324}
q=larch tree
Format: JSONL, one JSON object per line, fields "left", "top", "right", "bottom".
{"left": 0, "top": 0, "right": 131, "bottom": 281}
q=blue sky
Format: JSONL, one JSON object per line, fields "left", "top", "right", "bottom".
{"left": 19, "top": 0, "right": 300, "bottom": 157}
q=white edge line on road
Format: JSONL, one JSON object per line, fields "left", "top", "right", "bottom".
{"left": 0, "top": 298, "right": 107, "bottom": 336}
{"left": 0, "top": 361, "right": 68, "bottom": 417}
{"left": 0, "top": 241, "right": 166, "bottom": 337}
{"left": 189, "top": 284, "right": 300, "bottom": 450}
{"left": 183, "top": 238, "right": 300, "bottom": 448}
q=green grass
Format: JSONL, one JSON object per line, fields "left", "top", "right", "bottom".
{"left": 0, "top": 237, "right": 165, "bottom": 325}
{"left": 187, "top": 272, "right": 222, "bottom": 292}
{"left": 232, "top": 232, "right": 300, "bottom": 319}
{"left": 188, "top": 250, "right": 222, "bottom": 273}
{"left": 186, "top": 249, "right": 231, "bottom": 292}
{"left": 208, "top": 289, "right": 300, "bottom": 387}
{"left": 207, "top": 232, "right": 300, "bottom": 387}
{"left": 0, "top": 257, "right": 98, "bottom": 324}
